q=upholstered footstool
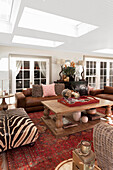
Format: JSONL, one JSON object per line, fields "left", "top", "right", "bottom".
{"left": 0, "top": 108, "right": 39, "bottom": 152}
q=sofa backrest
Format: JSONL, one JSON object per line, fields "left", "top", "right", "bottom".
{"left": 23, "top": 83, "right": 65, "bottom": 98}
{"left": 104, "top": 86, "right": 113, "bottom": 94}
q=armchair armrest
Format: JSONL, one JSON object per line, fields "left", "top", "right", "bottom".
{"left": 15, "top": 92, "right": 26, "bottom": 108}
{"left": 90, "top": 89, "right": 104, "bottom": 96}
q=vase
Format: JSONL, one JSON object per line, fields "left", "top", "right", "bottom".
{"left": 73, "top": 111, "right": 81, "bottom": 121}
{"left": 69, "top": 75, "right": 75, "bottom": 81}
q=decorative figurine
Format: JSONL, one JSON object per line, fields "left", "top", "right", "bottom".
{"left": 62, "top": 89, "right": 72, "bottom": 99}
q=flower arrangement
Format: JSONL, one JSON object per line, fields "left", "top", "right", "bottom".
{"left": 63, "top": 61, "right": 76, "bottom": 77}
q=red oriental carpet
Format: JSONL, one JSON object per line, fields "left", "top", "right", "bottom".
{"left": 1, "top": 108, "right": 106, "bottom": 170}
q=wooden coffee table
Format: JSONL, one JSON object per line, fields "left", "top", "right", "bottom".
{"left": 41, "top": 98, "right": 113, "bottom": 137}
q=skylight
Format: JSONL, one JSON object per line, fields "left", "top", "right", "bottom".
{"left": 0, "top": 0, "right": 13, "bottom": 22}
{"left": 12, "top": 35, "right": 64, "bottom": 47}
{"left": 18, "top": 7, "right": 98, "bottom": 37}
{"left": 93, "top": 49, "right": 113, "bottom": 54}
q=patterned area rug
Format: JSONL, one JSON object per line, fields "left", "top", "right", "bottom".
{"left": 0, "top": 108, "right": 106, "bottom": 170}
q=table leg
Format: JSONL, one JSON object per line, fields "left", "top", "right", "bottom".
{"left": 0, "top": 98, "right": 8, "bottom": 110}
{"left": 43, "top": 106, "right": 50, "bottom": 119}
{"left": 55, "top": 115, "right": 63, "bottom": 133}
{"left": 105, "top": 105, "right": 112, "bottom": 117}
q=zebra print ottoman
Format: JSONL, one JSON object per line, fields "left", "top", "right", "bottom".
{"left": 0, "top": 108, "right": 39, "bottom": 152}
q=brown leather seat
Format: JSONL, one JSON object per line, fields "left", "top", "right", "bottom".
{"left": 26, "top": 95, "right": 62, "bottom": 107}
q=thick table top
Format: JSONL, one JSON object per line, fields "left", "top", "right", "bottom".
{"left": 42, "top": 97, "right": 113, "bottom": 115}
{"left": 0, "top": 94, "right": 14, "bottom": 99}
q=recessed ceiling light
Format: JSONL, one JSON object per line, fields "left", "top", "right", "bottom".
{"left": 93, "top": 49, "right": 113, "bottom": 54}
{"left": 12, "top": 35, "right": 64, "bottom": 47}
{"left": 18, "top": 7, "right": 98, "bottom": 37}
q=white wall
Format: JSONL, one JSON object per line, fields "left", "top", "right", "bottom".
{"left": 0, "top": 45, "right": 83, "bottom": 88}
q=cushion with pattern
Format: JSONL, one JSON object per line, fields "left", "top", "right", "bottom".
{"left": 55, "top": 83, "right": 65, "bottom": 95}
{"left": 32, "top": 85, "right": 43, "bottom": 97}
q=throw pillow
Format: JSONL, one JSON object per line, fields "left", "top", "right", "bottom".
{"left": 55, "top": 83, "right": 65, "bottom": 95}
{"left": 42, "top": 83, "right": 57, "bottom": 97}
{"left": 32, "top": 85, "right": 43, "bottom": 97}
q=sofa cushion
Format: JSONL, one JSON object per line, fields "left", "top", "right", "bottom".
{"left": 104, "top": 86, "right": 113, "bottom": 94}
{"left": 26, "top": 96, "right": 43, "bottom": 107}
{"left": 96, "top": 94, "right": 113, "bottom": 101}
{"left": 42, "top": 83, "right": 57, "bottom": 97}
{"left": 55, "top": 83, "right": 65, "bottom": 95}
{"left": 22, "top": 88, "right": 32, "bottom": 97}
{"left": 32, "top": 85, "right": 43, "bottom": 97}
{"left": 26, "top": 95, "right": 62, "bottom": 107}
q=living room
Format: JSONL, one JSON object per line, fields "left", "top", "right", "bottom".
{"left": 0, "top": 0, "right": 113, "bottom": 169}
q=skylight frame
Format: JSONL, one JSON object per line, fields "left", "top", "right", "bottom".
{"left": 12, "top": 35, "right": 64, "bottom": 47}
{"left": 0, "top": 0, "right": 14, "bottom": 22}
{"left": 93, "top": 49, "right": 113, "bottom": 54}
{"left": 18, "top": 7, "right": 98, "bottom": 38}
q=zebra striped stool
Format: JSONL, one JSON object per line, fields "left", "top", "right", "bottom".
{"left": 0, "top": 108, "right": 39, "bottom": 152}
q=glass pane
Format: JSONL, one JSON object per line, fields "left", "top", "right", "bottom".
{"left": 24, "top": 61, "right": 29, "bottom": 69}
{"left": 16, "top": 60, "right": 22, "bottom": 70}
{"left": 34, "top": 80, "right": 40, "bottom": 85}
{"left": 41, "top": 62, "right": 46, "bottom": 69}
{"left": 41, "top": 70, "right": 46, "bottom": 78}
{"left": 16, "top": 80, "right": 22, "bottom": 88}
{"left": 34, "top": 61, "right": 40, "bottom": 69}
{"left": 100, "top": 69, "right": 103, "bottom": 75}
{"left": 100, "top": 62, "right": 103, "bottom": 68}
{"left": 34, "top": 70, "right": 40, "bottom": 78}
{"left": 16, "top": 89, "right": 22, "bottom": 92}
{"left": 16, "top": 71, "right": 22, "bottom": 79}
{"left": 104, "top": 62, "right": 106, "bottom": 68}
{"left": 24, "top": 80, "right": 30, "bottom": 88}
{"left": 86, "top": 69, "right": 89, "bottom": 75}
{"left": 86, "top": 61, "right": 89, "bottom": 68}
{"left": 94, "top": 62, "right": 96, "bottom": 68}
{"left": 104, "top": 70, "right": 106, "bottom": 75}
{"left": 41, "top": 79, "right": 46, "bottom": 84}
{"left": 94, "top": 69, "right": 96, "bottom": 75}
{"left": 90, "top": 61, "right": 92, "bottom": 68}
{"left": 24, "top": 71, "right": 30, "bottom": 79}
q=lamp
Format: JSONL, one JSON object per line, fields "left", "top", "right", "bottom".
{"left": 65, "top": 60, "right": 71, "bottom": 67}
{"left": 78, "top": 60, "right": 85, "bottom": 81}
{"left": 56, "top": 59, "right": 65, "bottom": 80}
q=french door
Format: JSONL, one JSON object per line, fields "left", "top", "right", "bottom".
{"left": 84, "top": 57, "right": 113, "bottom": 89}
{"left": 10, "top": 57, "right": 49, "bottom": 93}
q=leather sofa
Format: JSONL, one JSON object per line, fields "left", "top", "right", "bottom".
{"left": 90, "top": 86, "right": 113, "bottom": 101}
{"left": 15, "top": 84, "right": 65, "bottom": 113}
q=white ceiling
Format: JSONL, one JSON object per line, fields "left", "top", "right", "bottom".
{"left": 0, "top": 0, "right": 113, "bottom": 55}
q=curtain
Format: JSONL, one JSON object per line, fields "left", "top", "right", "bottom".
{"left": 16, "top": 61, "right": 22, "bottom": 77}
{"left": 41, "top": 62, "right": 46, "bottom": 78}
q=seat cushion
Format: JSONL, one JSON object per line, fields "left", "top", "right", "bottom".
{"left": 26, "top": 97, "right": 43, "bottom": 107}
{"left": 96, "top": 94, "right": 113, "bottom": 101}
{"left": 26, "top": 95, "right": 62, "bottom": 107}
